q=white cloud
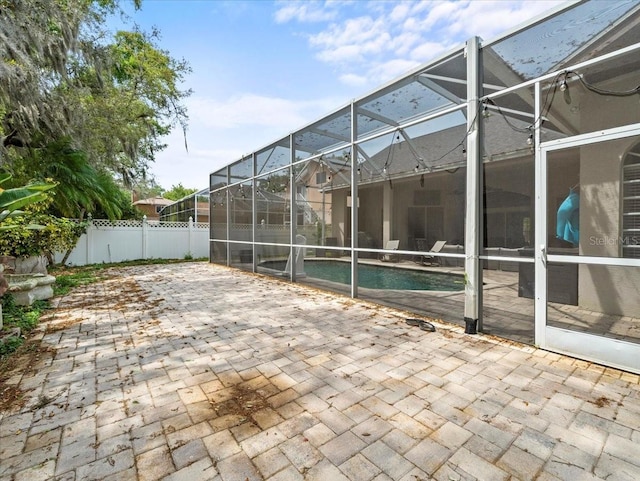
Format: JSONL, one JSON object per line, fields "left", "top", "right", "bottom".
{"left": 274, "top": 0, "right": 338, "bottom": 23}
{"left": 296, "top": 0, "right": 566, "bottom": 88}
{"left": 422, "top": 1, "right": 466, "bottom": 31}
{"left": 309, "top": 16, "right": 392, "bottom": 65}
{"left": 147, "top": 0, "right": 569, "bottom": 190}
{"left": 186, "top": 94, "right": 331, "bottom": 132}
{"left": 149, "top": 130, "right": 231, "bottom": 189}
{"left": 368, "top": 58, "right": 422, "bottom": 84}
{"left": 388, "top": 31, "right": 423, "bottom": 56}
{"left": 425, "top": 1, "right": 567, "bottom": 41}
{"left": 339, "top": 72, "right": 368, "bottom": 87}
{"left": 148, "top": 91, "right": 345, "bottom": 188}
{"left": 410, "top": 40, "right": 454, "bottom": 63}
{"left": 388, "top": 2, "right": 412, "bottom": 23}
{"left": 316, "top": 44, "right": 365, "bottom": 64}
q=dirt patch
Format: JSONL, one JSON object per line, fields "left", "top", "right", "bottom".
{"left": 591, "top": 396, "right": 612, "bottom": 408}
{"left": 0, "top": 384, "right": 26, "bottom": 412}
{"left": 0, "top": 339, "right": 56, "bottom": 412}
{"left": 111, "top": 279, "right": 153, "bottom": 310}
{"left": 44, "top": 314, "right": 85, "bottom": 333}
{"left": 45, "top": 274, "right": 168, "bottom": 333}
{"left": 209, "top": 385, "right": 269, "bottom": 426}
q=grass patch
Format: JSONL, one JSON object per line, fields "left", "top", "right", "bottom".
{"left": 0, "top": 295, "right": 49, "bottom": 359}
{"left": 0, "top": 335, "right": 24, "bottom": 358}
{"left": 1, "top": 296, "right": 48, "bottom": 333}
{"left": 52, "top": 270, "right": 101, "bottom": 296}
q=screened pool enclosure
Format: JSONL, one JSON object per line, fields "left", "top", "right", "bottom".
{"left": 210, "top": 0, "right": 640, "bottom": 374}
{"left": 159, "top": 188, "right": 209, "bottom": 223}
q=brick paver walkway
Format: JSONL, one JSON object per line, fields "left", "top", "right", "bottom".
{"left": 1, "top": 262, "right": 639, "bottom": 480}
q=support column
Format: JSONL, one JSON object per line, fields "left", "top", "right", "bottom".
{"left": 464, "top": 36, "right": 483, "bottom": 334}
{"left": 192, "top": 193, "right": 197, "bottom": 224}
{"left": 252, "top": 153, "right": 257, "bottom": 272}
{"left": 382, "top": 181, "right": 392, "bottom": 245}
{"left": 350, "top": 101, "right": 359, "bottom": 298}
{"left": 533, "top": 80, "right": 546, "bottom": 346}
{"left": 290, "top": 134, "right": 298, "bottom": 282}
{"left": 226, "top": 168, "right": 231, "bottom": 266}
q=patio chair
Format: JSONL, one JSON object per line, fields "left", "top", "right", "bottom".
{"left": 379, "top": 239, "right": 400, "bottom": 262}
{"left": 416, "top": 239, "right": 446, "bottom": 266}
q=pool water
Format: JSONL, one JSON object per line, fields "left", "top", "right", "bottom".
{"left": 260, "top": 260, "right": 464, "bottom": 291}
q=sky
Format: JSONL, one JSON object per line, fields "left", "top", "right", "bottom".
{"left": 115, "top": 0, "right": 567, "bottom": 191}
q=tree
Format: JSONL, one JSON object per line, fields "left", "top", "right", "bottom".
{"left": 75, "top": 28, "right": 191, "bottom": 184}
{"left": 131, "top": 178, "right": 164, "bottom": 200}
{"left": 163, "top": 183, "right": 198, "bottom": 201}
{"left": 0, "top": 0, "right": 191, "bottom": 187}
{"left": 1, "top": 0, "right": 128, "bottom": 149}
{"left": 12, "top": 139, "right": 141, "bottom": 220}
{"left": 0, "top": 173, "right": 55, "bottom": 229}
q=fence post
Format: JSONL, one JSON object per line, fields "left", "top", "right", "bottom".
{"left": 86, "top": 214, "right": 94, "bottom": 265}
{"left": 142, "top": 215, "right": 148, "bottom": 259}
{"left": 187, "top": 216, "right": 195, "bottom": 256}
{"left": 187, "top": 216, "right": 193, "bottom": 256}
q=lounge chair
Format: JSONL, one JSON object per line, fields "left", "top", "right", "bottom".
{"left": 379, "top": 240, "right": 400, "bottom": 262}
{"left": 416, "top": 239, "right": 446, "bottom": 266}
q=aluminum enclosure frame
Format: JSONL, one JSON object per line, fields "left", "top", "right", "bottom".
{"left": 209, "top": 0, "right": 640, "bottom": 371}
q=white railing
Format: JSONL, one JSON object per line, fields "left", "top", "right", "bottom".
{"left": 55, "top": 216, "right": 210, "bottom": 266}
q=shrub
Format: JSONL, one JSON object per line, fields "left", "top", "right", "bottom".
{"left": 0, "top": 213, "right": 87, "bottom": 263}
{"left": 0, "top": 336, "right": 24, "bottom": 358}
{"left": 1, "top": 295, "right": 47, "bottom": 332}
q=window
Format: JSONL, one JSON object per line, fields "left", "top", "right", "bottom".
{"left": 413, "top": 189, "right": 440, "bottom": 206}
{"left": 622, "top": 142, "right": 640, "bottom": 258}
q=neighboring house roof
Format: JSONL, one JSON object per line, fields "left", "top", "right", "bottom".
{"left": 323, "top": 113, "right": 564, "bottom": 191}
{"left": 133, "top": 197, "right": 174, "bottom": 207}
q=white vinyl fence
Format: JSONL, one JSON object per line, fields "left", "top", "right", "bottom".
{"left": 55, "top": 217, "right": 210, "bottom": 267}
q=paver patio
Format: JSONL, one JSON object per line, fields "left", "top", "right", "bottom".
{"left": 1, "top": 261, "right": 639, "bottom": 481}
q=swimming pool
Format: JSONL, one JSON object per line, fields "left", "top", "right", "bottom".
{"left": 259, "top": 260, "right": 464, "bottom": 291}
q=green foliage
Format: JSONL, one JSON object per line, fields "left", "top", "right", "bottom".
{"left": 0, "top": 0, "right": 122, "bottom": 148}
{"left": 164, "top": 183, "right": 198, "bottom": 201}
{"left": 261, "top": 174, "right": 289, "bottom": 193}
{"left": 0, "top": 173, "right": 56, "bottom": 227}
{"left": 132, "top": 178, "right": 164, "bottom": 201}
{"left": 111, "top": 30, "right": 191, "bottom": 118}
{"left": 53, "top": 270, "right": 101, "bottom": 296}
{"left": 82, "top": 28, "right": 192, "bottom": 184}
{"left": 0, "top": 295, "right": 47, "bottom": 359}
{"left": 1, "top": 295, "right": 46, "bottom": 333}
{"left": 1, "top": 0, "right": 191, "bottom": 199}
{"left": 0, "top": 173, "right": 56, "bottom": 296}
{"left": 0, "top": 210, "right": 88, "bottom": 259}
{"left": 92, "top": 187, "right": 142, "bottom": 220}
{"left": 13, "top": 139, "right": 140, "bottom": 220}
{"left": 0, "top": 336, "right": 24, "bottom": 359}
